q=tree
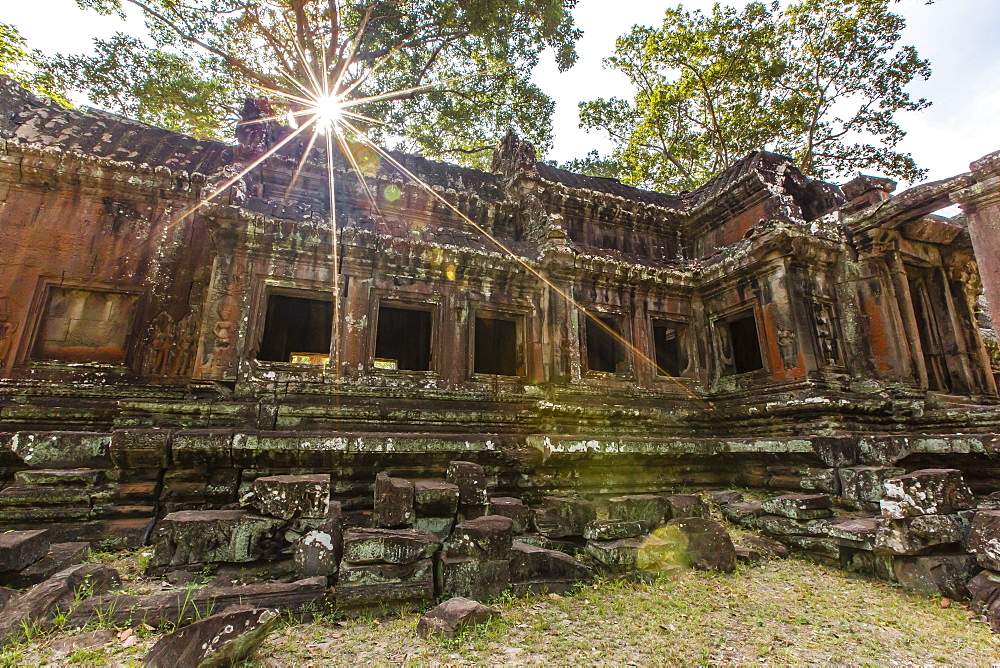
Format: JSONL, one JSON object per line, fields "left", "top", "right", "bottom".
{"left": 50, "top": 0, "right": 581, "bottom": 167}
{"left": 0, "top": 23, "right": 69, "bottom": 105}
{"left": 576, "top": 0, "right": 930, "bottom": 192}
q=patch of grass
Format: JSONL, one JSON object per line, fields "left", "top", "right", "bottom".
{"left": 255, "top": 558, "right": 999, "bottom": 666}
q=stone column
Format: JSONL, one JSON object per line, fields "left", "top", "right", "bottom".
{"left": 954, "top": 151, "right": 1000, "bottom": 328}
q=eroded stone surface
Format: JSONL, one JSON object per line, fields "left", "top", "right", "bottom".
{"left": 150, "top": 510, "right": 283, "bottom": 568}
{"left": 875, "top": 513, "right": 971, "bottom": 555}
{"left": 416, "top": 597, "right": 500, "bottom": 639}
{"left": 374, "top": 473, "right": 415, "bottom": 528}
{"left": 413, "top": 480, "right": 460, "bottom": 517}
{"left": 880, "top": 469, "right": 975, "bottom": 519}
{"left": 532, "top": 496, "right": 596, "bottom": 538}
{"left": 761, "top": 494, "right": 833, "bottom": 520}
{"left": 664, "top": 494, "right": 709, "bottom": 520}
{"left": 607, "top": 495, "right": 667, "bottom": 526}
{"left": 249, "top": 474, "right": 331, "bottom": 520}
{"left": 445, "top": 461, "right": 488, "bottom": 506}
{"left": 488, "top": 497, "right": 529, "bottom": 534}
{"left": 0, "top": 530, "right": 49, "bottom": 573}
{"left": 143, "top": 606, "right": 279, "bottom": 668}
{"left": 664, "top": 518, "right": 737, "bottom": 572}
{"left": 341, "top": 528, "right": 440, "bottom": 565}
{"left": 968, "top": 509, "right": 1000, "bottom": 570}
{"left": 2, "top": 542, "right": 90, "bottom": 588}
{"left": 446, "top": 515, "right": 513, "bottom": 561}
{"left": 584, "top": 520, "right": 646, "bottom": 541}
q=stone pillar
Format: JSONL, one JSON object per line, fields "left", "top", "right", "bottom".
{"left": 954, "top": 151, "right": 1000, "bottom": 330}
{"left": 887, "top": 250, "right": 929, "bottom": 389}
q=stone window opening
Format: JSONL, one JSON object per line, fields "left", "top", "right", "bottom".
{"left": 652, "top": 320, "right": 685, "bottom": 377}
{"left": 584, "top": 314, "right": 628, "bottom": 374}
{"left": 374, "top": 304, "right": 433, "bottom": 371}
{"left": 728, "top": 312, "right": 764, "bottom": 374}
{"left": 474, "top": 314, "right": 523, "bottom": 377}
{"left": 258, "top": 293, "right": 333, "bottom": 364}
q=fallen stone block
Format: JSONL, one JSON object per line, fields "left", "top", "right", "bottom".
{"left": 838, "top": 467, "right": 905, "bottom": 509}
{"left": 607, "top": 495, "right": 667, "bottom": 526}
{"left": 756, "top": 515, "right": 831, "bottom": 537}
{"left": 416, "top": 597, "right": 500, "bottom": 639}
{"left": 742, "top": 535, "right": 789, "bottom": 559}
{"left": 761, "top": 494, "right": 833, "bottom": 520}
{"left": 436, "top": 556, "right": 510, "bottom": 601}
{"left": 413, "top": 480, "right": 460, "bottom": 517}
{"left": 585, "top": 538, "right": 642, "bottom": 573}
{"left": 144, "top": 605, "right": 278, "bottom": 668}
{"left": 458, "top": 503, "right": 490, "bottom": 522}
{"left": 881, "top": 469, "right": 975, "bottom": 519}
{"left": 510, "top": 541, "right": 592, "bottom": 587}
{"left": 663, "top": 494, "right": 709, "bottom": 520}
{"left": 893, "top": 554, "right": 979, "bottom": 600}
{"left": 412, "top": 517, "right": 454, "bottom": 541}
{"left": 969, "top": 570, "right": 1000, "bottom": 630}
{"left": 294, "top": 501, "right": 343, "bottom": 578}
{"left": 663, "top": 518, "right": 736, "bottom": 573}
{"left": 446, "top": 515, "right": 513, "bottom": 561}
{"left": 584, "top": 520, "right": 646, "bottom": 541}
{"left": 0, "top": 564, "right": 120, "bottom": 646}
{"left": 721, "top": 501, "right": 763, "bottom": 526}
{"left": 49, "top": 628, "right": 116, "bottom": 657}
{"left": 0, "top": 486, "right": 92, "bottom": 507}
{"left": 735, "top": 545, "right": 762, "bottom": 562}
{"left": 708, "top": 490, "right": 743, "bottom": 505}
{"left": 66, "top": 577, "right": 326, "bottom": 629}
{"left": 249, "top": 474, "right": 331, "bottom": 520}
{"left": 875, "top": 513, "right": 971, "bottom": 555}
{"left": 150, "top": 510, "right": 284, "bottom": 569}
{"left": 782, "top": 536, "right": 841, "bottom": 564}
{"left": 0, "top": 529, "right": 49, "bottom": 573}
{"left": 446, "top": 461, "right": 489, "bottom": 506}
{"left": 374, "top": 473, "right": 415, "bottom": 528}
{"left": 532, "top": 496, "right": 596, "bottom": 538}
{"left": 0, "top": 586, "right": 17, "bottom": 609}
{"left": 14, "top": 469, "right": 105, "bottom": 487}
{"left": 766, "top": 467, "right": 840, "bottom": 495}
{"left": 109, "top": 429, "right": 171, "bottom": 469}
{"left": 1, "top": 542, "right": 90, "bottom": 588}
{"left": 968, "top": 509, "right": 1000, "bottom": 570}
{"left": 825, "top": 518, "right": 878, "bottom": 550}
{"left": 489, "top": 497, "right": 529, "bottom": 534}
{"left": 342, "top": 528, "right": 440, "bottom": 565}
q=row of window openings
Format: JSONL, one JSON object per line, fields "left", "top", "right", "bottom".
{"left": 258, "top": 295, "right": 764, "bottom": 377}
{"left": 29, "top": 289, "right": 765, "bottom": 377}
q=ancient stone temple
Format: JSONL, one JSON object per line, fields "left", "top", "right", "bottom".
{"left": 2, "top": 72, "right": 1000, "bottom": 559}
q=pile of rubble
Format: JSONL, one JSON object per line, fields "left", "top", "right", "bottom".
{"left": 721, "top": 468, "right": 999, "bottom": 608}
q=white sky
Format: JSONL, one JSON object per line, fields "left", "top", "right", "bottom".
{"left": 3, "top": 0, "right": 999, "bottom": 187}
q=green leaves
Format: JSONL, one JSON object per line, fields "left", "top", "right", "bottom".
{"left": 577, "top": 0, "right": 930, "bottom": 191}
{"left": 0, "top": 23, "right": 70, "bottom": 106}
{"left": 23, "top": 0, "right": 580, "bottom": 159}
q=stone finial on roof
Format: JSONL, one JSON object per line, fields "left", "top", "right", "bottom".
{"left": 490, "top": 129, "right": 538, "bottom": 179}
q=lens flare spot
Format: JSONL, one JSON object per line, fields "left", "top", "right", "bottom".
{"left": 446, "top": 264, "right": 457, "bottom": 281}
{"left": 348, "top": 140, "right": 381, "bottom": 176}
{"left": 383, "top": 184, "right": 402, "bottom": 202}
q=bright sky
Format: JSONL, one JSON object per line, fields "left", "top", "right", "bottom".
{"left": 3, "top": 0, "right": 999, "bottom": 187}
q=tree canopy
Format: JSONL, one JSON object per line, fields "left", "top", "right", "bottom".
{"left": 44, "top": 0, "right": 581, "bottom": 168}
{"left": 575, "top": 0, "right": 931, "bottom": 192}
{"left": 0, "top": 23, "right": 69, "bottom": 105}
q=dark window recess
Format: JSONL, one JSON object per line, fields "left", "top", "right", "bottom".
{"left": 375, "top": 306, "right": 432, "bottom": 371}
{"left": 652, "top": 322, "right": 682, "bottom": 376}
{"left": 729, "top": 313, "right": 764, "bottom": 374}
{"left": 258, "top": 294, "right": 333, "bottom": 362}
{"left": 475, "top": 316, "right": 520, "bottom": 376}
{"left": 586, "top": 315, "right": 626, "bottom": 373}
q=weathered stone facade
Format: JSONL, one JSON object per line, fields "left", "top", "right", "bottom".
{"left": 2, "top": 75, "right": 1000, "bottom": 550}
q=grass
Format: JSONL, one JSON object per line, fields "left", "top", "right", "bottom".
{"left": 5, "top": 551, "right": 999, "bottom": 666}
